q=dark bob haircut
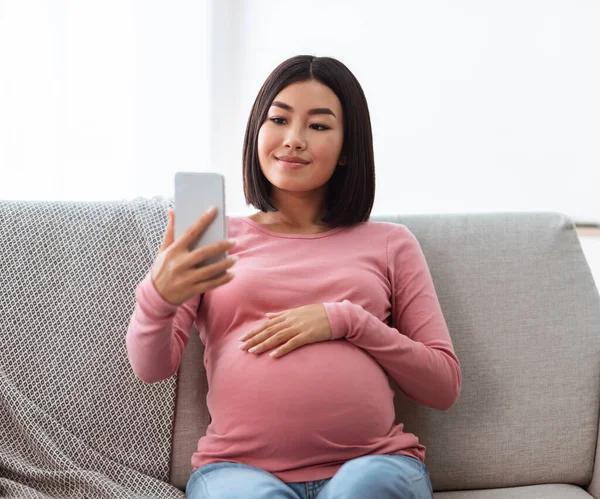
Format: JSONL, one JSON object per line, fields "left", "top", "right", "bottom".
{"left": 242, "top": 55, "right": 375, "bottom": 227}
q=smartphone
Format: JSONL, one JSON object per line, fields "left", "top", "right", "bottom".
{"left": 174, "top": 172, "right": 227, "bottom": 268}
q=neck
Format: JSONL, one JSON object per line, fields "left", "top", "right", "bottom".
{"left": 262, "top": 187, "right": 328, "bottom": 231}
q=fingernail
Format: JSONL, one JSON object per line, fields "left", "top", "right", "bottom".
{"left": 228, "top": 239, "right": 238, "bottom": 246}
{"left": 206, "top": 205, "right": 216, "bottom": 214}
{"left": 270, "top": 350, "right": 278, "bottom": 357}
{"left": 248, "top": 346, "right": 258, "bottom": 353}
{"left": 238, "top": 342, "right": 247, "bottom": 349}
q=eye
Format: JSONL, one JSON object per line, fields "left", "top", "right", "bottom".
{"left": 269, "top": 117, "right": 286, "bottom": 125}
{"left": 310, "top": 124, "right": 331, "bottom": 131}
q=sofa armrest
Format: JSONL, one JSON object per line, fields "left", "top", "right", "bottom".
{"left": 588, "top": 415, "right": 600, "bottom": 498}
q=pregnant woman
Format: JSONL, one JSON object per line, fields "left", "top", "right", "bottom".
{"left": 126, "top": 54, "right": 461, "bottom": 499}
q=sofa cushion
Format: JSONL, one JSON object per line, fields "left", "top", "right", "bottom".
{"left": 381, "top": 212, "right": 600, "bottom": 491}
{"left": 170, "top": 325, "right": 210, "bottom": 491}
{"left": 435, "top": 483, "right": 592, "bottom": 498}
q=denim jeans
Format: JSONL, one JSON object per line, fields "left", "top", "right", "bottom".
{"left": 186, "top": 454, "right": 433, "bottom": 499}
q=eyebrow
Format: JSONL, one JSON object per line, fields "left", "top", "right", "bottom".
{"left": 271, "top": 100, "right": 336, "bottom": 118}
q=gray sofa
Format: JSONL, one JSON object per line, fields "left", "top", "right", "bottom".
{"left": 1, "top": 197, "right": 599, "bottom": 498}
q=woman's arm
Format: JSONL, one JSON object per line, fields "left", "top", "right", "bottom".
{"left": 324, "top": 225, "right": 461, "bottom": 410}
{"left": 125, "top": 270, "right": 201, "bottom": 383}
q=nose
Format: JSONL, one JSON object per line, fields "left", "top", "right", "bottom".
{"left": 283, "top": 127, "right": 306, "bottom": 151}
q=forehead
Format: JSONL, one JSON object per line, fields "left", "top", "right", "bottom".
{"left": 271, "top": 80, "right": 342, "bottom": 116}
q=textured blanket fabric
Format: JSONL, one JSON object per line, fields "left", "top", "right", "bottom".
{"left": 0, "top": 197, "right": 184, "bottom": 498}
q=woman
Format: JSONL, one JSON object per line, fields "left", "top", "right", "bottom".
{"left": 126, "top": 55, "right": 461, "bottom": 499}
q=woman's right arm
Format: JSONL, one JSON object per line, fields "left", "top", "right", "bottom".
{"left": 125, "top": 207, "right": 237, "bottom": 384}
{"left": 125, "top": 270, "right": 201, "bottom": 383}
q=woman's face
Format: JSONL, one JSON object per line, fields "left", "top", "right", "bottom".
{"left": 257, "top": 80, "right": 345, "bottom": 198}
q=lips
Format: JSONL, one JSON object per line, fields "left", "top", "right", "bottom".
{"left": 277, "top": 155, "right": 309, "bottom": 163}
{"left": 276, "top": 156, "right": 310, "bottom": 168}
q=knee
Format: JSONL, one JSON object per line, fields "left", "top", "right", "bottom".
{"left": 323, "top": 455, "right": 431, "bottom": 499}
{"left": 186, "top": 462, "right": 298, "bottom": 499}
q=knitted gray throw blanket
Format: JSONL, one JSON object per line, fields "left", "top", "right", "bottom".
{"left": 0, "top": 197, "right": 184, "bottom": 498}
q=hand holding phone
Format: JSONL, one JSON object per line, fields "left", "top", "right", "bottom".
{"left": 150, "top": 206, "right": 238, "bottom": 306}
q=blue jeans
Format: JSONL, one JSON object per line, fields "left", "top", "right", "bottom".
{"left": 186, "top": 454, "right": 433, "bottom": 499}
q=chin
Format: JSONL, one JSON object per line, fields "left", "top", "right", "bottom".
{"left": 270, "top": 180, "right": 314, "bottom": 193}
{"left": 263, "top": 164, "right": 329, "bottom": 193}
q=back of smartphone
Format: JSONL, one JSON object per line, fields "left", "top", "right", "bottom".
{"left": 174, "top": 172, "right": 227, "bottom": 267}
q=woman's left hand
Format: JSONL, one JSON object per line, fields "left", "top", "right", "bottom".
{"left": 238, "top": 304, "right": 332, "bottom": 358}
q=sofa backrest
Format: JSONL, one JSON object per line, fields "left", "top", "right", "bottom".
{"left": 171, "top": 211, "right": 600, "bottom": 492}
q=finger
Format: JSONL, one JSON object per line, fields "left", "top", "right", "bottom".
{"left": 160, "top": 209, "right": 175, "bottom": 252}
{"left": 174, "top": 206, "right": 217, "bottom": 251}
{"left": 238, "top": 321, "right": 270, "bottom": 343}
{"left": 245, "top": 326, "right": 294, "bottom": 354}
{"left": 193, "top": 270, "right": 235, "bottom": 295}
{"left": 270, "top": 336, "right": 304, "bottom": 358}
{"left": 238, "top": 315, "right": 286, "bottom": 343}
{"left": 265, "top": 311, "right": 285, "bottom": 318}
{"left": 186, "top": 238, "right": 238, "bottom": 268}
{"left": 248, "top": 327, "right": 298, "bottom": 355}
{"left": 191, "top": 254, "right": 238, "bottom": 283}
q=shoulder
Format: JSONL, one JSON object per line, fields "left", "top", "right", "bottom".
{"left": 340, "top": 222, "right": 421, "bottom": 265}
{"left": 356, "top": 222, "right": 425, "bottom": 269}
{"left": 349, "top": 220, "right": 416, "bottom": 243}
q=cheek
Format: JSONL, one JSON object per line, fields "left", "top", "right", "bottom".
{"left": 257, "top": 125, "right": 279, "bottom": 160}
{"left": 314, "top": 133, "right": 344, "bottom": 165}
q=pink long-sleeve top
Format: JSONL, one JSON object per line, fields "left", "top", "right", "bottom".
{"left": 126, "top": 216, "right": 461, "bottom": 483}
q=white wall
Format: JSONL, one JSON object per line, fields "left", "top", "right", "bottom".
{"left": 228, "top": 0, "right": 600, "bottom": 221}
{"left": 580, "top": 237, "right": 600, "bottom": 289}
{"left": 0, "top": 0, "right": 212, "bottom": 202}
{"left": 0, "top": 0, "right": 598, "bottom": 224}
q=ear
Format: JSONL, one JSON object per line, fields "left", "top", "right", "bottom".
{"left": 337, "top": 155, "right": 347, "bottom": 166}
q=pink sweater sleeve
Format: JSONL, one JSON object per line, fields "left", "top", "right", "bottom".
{"left": 125, "top": 270, "right": 201, "bottom": 383}
{"left": 324, "top": 225, "right": 461, "bottom": 411}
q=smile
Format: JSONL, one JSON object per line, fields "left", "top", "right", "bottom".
{"left": 277, "top": 158, "right": 310, "bottom": 169}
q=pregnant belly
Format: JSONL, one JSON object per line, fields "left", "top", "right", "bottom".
{"left": 203, "top": 338, "right": 396, "bottom": 462}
